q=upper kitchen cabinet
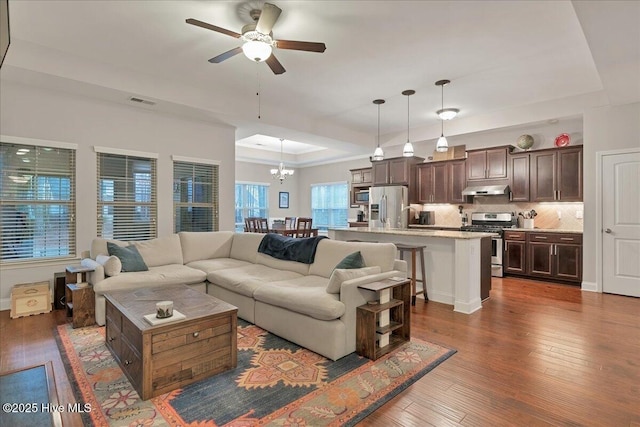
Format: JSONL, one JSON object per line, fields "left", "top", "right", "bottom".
{"left": 466, "top": 146, "right": 513, "bottom": 181}
{"left": 415, "top": 159, "right": 466, "bottom": 204}
{"left": 350, "top": 167, "right": 372, "bottom": 185}
{"left": 372, "top": 156, "right": 423, "bottom": 186}
{"left": 530, "top": 146, "right": 583, "bottom": 202}
{"left": 509, "top": 152, "right": 530, "bottom": 202}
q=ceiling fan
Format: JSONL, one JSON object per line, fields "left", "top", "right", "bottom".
{"left": 186, "top": 2, "right": 326, "bottom": 75}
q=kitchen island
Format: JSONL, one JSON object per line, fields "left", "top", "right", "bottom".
{"left": 328, "top": 227, "right": 495, "bottom": 314}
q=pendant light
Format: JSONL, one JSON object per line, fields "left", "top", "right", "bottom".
{"left": 372, "top": 99, "right": 385, "bottom": 161}
{"left": 270, "top": 138, "right": 294, "bottom": 183}
{"left": 435, "top": 79, "right": 456, "bottom": 152}
{"left": 402, "top": 89, "right": 415, "bottom": 157}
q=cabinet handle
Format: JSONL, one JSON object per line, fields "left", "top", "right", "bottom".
{"left": 509, "top": 191, "right": 513, "bottom": 201}
{"left": 560, "top": 237, "right": 574, "bottom": 241}
{"left": 557, "top": 190, "right": 561, "bottom": 200}
{"left": 124, "top": 360, "right": 131, "bottom": 366}
{"left": 193, "top": 332, "right": 199, "bottom": 338}
{"left": 108, "top": 336, "right": 115, "bottom": 342}
{"left": 534, "top": 236, "right": 547, "bottom": 240}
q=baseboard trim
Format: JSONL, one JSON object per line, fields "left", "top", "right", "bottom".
{"left": 581, "top": 281, "right": 598, "bottom": 292}
{"left": 0, "top": 297, "right": 11, "bottom": 312}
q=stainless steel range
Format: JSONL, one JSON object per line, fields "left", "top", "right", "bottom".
{"left": 461, "top": 212, "right": 517, "bottom": 277}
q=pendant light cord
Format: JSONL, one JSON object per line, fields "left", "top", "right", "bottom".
{"left": 256, "top": 64, "right": 261, "bottom": 119}
{"left": 406, "top": 93, "right": 410, "bottom": 143}
{"left": 440, "top": 82, "right": 444, "bottom": 136}
{"left": 377, "top": 104, "right": 381, "bottom": 148}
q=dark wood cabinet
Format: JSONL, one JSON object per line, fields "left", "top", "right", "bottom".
{"left": 526, "top": 232, "right": 582, "bottom": 283}
{"left": 415, "top": 159, "right": 465, "bottom": 204}
{"left": 503, "top": 231, "right": 527, "bottom": 275}
{"left": 351, "top": 167, "right": 372, "bottom": 185}
{"left": 530, "top": 146, "right": 582, "bottom": 202}
{"left": 372, "top": 156, "right": 423, "bottom": 186}
{"left": 448, "top": 160, "right": 467, "bottom": 203}
{"left": 509, "top": 153, "right": 530, "bottom": 202}
{"left": 466, "top": 146, "right": 511, "bottom": 181}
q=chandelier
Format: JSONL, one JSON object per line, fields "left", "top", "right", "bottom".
{"left": 270, "top": 138, "right": 294, "bottom": 183}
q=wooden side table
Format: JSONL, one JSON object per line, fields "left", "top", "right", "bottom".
{"left": 65, "top": 265, "right": 95, "bottom": 328}
{"left": 356, "top": 278, "right": 411, "bottom": 360}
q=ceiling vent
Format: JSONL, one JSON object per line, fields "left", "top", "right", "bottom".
{"left": 128, "top": 96, "right": 156, "bottom": 106}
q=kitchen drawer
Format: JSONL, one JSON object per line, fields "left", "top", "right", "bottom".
{"left": 504, "top": 231, "right": 526, "bottom": 241}
{"left": 528, "top": 232, "right": 582, "bottom": 244}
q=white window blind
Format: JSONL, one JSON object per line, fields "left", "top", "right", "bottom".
{"left": 311, "top": 182, "right": 349, "bottom": 231}
{"left": 235, "top": 183, "right": 269, "bottom": 232}
{"left": 97, "top": 152, "right": 157, "bottom": 241}
{"left": 1, "top": 142, "right": 76, "bottom": 262}
{"left": 173, "top": 161, "right": 219, "bottom": 232}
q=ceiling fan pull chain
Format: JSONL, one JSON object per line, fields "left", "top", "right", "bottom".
{"left": 256, "top": 63, "right": 261, "bottom": 119}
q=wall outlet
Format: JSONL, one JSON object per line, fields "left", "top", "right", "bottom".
{"left": 576, "top": 210, "right": 583, "bottom": 219}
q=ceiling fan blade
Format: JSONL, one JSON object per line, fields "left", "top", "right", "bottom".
{"left": 208, "top": 47, "right": 243, "bottom": 63}
{"left": 186, "top": 18, "right": 241, "bottom": 38}
{"left": 275, "top": 39, "right": 326, "bottom": 53}
{"left": 266, "top": 54, "right": 286, "bottom": 75}
{"left": 255, "top": 3, "right": 282, "bottom": 35}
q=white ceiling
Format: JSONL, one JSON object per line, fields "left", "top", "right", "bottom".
{"left": 2, "top": 1, "right": 638, "bottom": 166}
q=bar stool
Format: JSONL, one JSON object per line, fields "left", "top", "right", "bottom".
{"left": 395, "top": 243, "right": 428, "bottom": 305}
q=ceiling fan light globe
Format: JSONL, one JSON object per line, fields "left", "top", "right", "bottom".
{"left": 437, "top": 108, "right": 459, "bottom": 120}
{"left": 372, "top": 146, "right": 384, "bottom": 161}
{"left": 436, "top": 135, "right": 449, "bottom": 152}
{"left": 242, "top": 40, "right": 272, "bottom": 62}
{"left": 402, "top": 142, "right": 414, "bottom": 157}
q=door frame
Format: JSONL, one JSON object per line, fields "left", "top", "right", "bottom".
{"left": 595, "top": 147, "right": 640, "bottom": 294}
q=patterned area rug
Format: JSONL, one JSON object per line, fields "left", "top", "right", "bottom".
{"left": 55, "top": 322, "right": 455, "bottom": 426}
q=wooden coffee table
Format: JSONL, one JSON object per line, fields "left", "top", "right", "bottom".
{"left": 103, "top": 284, "right": 237, "bottom": 400}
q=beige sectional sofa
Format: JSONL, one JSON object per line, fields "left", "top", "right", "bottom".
{"left": 81, "top": 231, "right": 406, "bottom": 360}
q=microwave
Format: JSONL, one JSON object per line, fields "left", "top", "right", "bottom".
{"left": 354, "top": 190, "right": 369, "bottom": 203}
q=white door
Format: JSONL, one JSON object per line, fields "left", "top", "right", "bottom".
{"left": 602, "top": 151, "right": 640, "bottom": 297}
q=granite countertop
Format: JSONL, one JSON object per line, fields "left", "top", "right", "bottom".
{"left": 330, "top": 227, "right": 497, "bottom": 239}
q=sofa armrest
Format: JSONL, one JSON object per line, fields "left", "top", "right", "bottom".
{"left": 394, "top": 259, "right": 408, "bottom": 273}
{"left": 339, "top": 270, "right": 407, "bottom": 354}
{"left": 80, "top": 258, "right": 105, "bottom": 285}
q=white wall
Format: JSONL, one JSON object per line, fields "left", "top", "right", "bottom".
{"left": 582, "top": 102, "right": 640, "bottom": 288}
{"left": 0, "top": 80, "right": 236, "bottom": 310}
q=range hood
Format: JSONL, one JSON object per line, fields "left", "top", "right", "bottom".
{"left": 461, "top": 184, "right": 510, "bottom": 196}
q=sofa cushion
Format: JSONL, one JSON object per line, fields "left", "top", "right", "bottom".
{"left": 179, "top": 231, "right": 234, "bottom": 264}
{"left": 253, "top": 276, "right": 346, "bottom": 321}
{"left": 309, "top": 240, "right": 397, "bottom": 278}
{"left": 132, "top": 234, "right": 183, "bottom": 267}
{"left": 335, "top": 251, "right": 365, "bottom": 269}
{"left": 256, "top": 253, "right": 310, "bottom": 275}
{"left": 229, "top": 232, "right": 264, "bottom": 263}
{"left": 186, "top": 258, "right": 251, "bottom": 275}
{"left": 207, "top": 264, "right": 302, "bottom": 298}
{"left": 93, "top": 264, "right": 206, "bottom": 294}
{"left": 107, "top": 243, "right": 148, "bottom": 272}
{"left": 96, "top": 254, "right": 122, "bottom": 277}
{"left": 326, "top": 266, "right": 381, "bottom": 294}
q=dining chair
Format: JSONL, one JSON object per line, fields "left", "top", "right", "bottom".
{"left": 257, "top": 217, "right": 270, "bottom": 233}
{"left": 284, "top": 217, "right": 296, "bottom": 229}
{"left": 245, "top": 217, "right": 259, "bottom": 233}
{"left": 295, "top": 217, "right": 313, "bottom": 238}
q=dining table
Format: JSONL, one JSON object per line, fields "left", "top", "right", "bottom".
{"left": 270, "top": 224, "right": 319, "bottom": 237}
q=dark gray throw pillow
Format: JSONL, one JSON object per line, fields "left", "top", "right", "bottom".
{"left": 335, "top": 251, "right": 365, "bottom": 269}
{"left": 107, "top": 242, "right": 148, "bottom": 272}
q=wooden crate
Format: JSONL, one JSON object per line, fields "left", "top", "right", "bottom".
{"left": 10, "top": 281, "right": 52, "bottom": 319}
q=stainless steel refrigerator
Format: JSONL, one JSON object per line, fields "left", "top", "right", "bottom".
{"left": 368, "top": 186, "right": 409, "bottom": 229}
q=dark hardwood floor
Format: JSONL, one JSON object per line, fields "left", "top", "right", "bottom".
{"left": 1, "top": 277, "right": 638, "bottom": 426}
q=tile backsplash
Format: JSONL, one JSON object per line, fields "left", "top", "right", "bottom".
{"left": 415, "top": 197, "right": 584, "bottom": 231}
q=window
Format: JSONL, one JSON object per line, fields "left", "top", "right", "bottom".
{"left": 1, "top": 140, "right": 76, "bottom": 262}
{"left": 311, "top": 182, "right": 348, "bottom": 231}
{"left": 235, "top": 183, "right": 269, "bottom": 232}
{"left": 173, "top": 159, "right": 219, "bottom": 232}
{"left": 96, "top": 149, "right": 157, "bottom": 241}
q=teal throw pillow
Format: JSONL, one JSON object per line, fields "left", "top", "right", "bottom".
{"left": 335, "top": 251, "right": 365, "bottom": 269}
{"left": 107, "top": 242, "right": 148, "bottom": 272}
